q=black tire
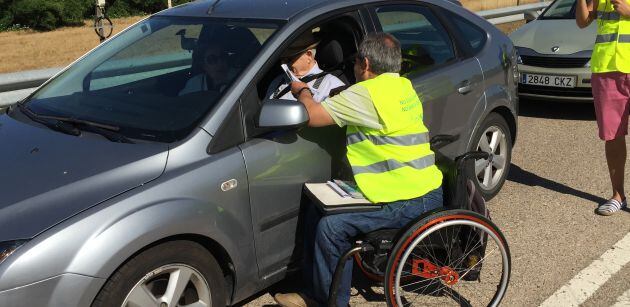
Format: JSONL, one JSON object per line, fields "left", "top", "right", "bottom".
{"left": 467, "top": 113, "right": 512, "bottom": 200}
{"left": 384, "top": 209, "right": 510, "bottom": 307}
{"left": 92, "top": 240, "right": 227, "bottom": 307}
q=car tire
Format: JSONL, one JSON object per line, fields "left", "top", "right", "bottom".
{"left": 92, "top": 240, "right": 227, "bottom": 307}
{"left": 467, "top": 112, "right": 512, "bottom": 200}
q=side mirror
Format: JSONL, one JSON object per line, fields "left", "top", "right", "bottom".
{"left": 524, "top": 11, "right": 539, "bottom": 23}
{"left": 258, "top": 99, "right": 309, "bottom": 129}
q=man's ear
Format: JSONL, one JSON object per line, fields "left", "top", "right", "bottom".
{"left": 361, "top": 57, "right": 370, "bottom": 72}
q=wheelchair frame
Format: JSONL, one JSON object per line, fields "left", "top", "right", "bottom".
{"left": 326, "top": 136, "right": 511, "bottom": 307}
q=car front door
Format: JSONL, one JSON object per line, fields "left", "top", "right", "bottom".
{"left": 370, "top": 3, "right": 486, "bottom": 158}
{"left": 239, "top": 87, "right": 346, "bottom": 279}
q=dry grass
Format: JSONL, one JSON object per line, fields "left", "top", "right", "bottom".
{"left": 0, "top": 16, "right": 146, "bottom": 73}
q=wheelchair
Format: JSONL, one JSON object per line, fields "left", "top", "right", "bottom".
{"left": 327, "top": 135, "right": 511, "bottom": 307}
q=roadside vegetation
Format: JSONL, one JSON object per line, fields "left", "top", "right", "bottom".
{"left": 0, "top": 0, "right": 192, "bottom": 31}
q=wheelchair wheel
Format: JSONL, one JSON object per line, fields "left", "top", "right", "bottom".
{"left": 384, "top": 209, "right": 510, "bottom": 307}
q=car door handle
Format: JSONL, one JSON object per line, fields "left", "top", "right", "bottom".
{"left": 458, "top": 81, "right": 473, "bottom": 95}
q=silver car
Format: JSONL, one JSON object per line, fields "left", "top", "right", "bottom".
{"left": 510, "top": 0, "right": 597, "bottom": 102}
{"left": 0, "top": 0, "right": 517, "bottom": 306}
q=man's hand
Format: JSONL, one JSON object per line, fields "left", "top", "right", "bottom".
{"left": 289, "top": 81, "right": 334, "bottom": 127}
{"left": 290, "top": 81, "right": 310, "bottom": 98}
{"left": 612, "top": 0, "right": 630, "bottom": 17}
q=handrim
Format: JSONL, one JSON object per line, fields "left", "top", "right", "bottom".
{"left": 391, "top": 217, "right": 510, "bottom": 307}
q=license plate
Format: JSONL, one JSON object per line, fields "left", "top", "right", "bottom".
{"left": 520, "top": 73, "right": 576, "bottom": 88}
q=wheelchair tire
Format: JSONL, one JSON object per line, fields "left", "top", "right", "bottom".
{"left": 384, "top": 209, "right": 510, "bottom": 307}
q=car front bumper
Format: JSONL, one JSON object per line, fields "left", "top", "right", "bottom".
{"left": 0, "top": 273, "right": 104, "bottom": 307}
{"left": 517, "top": 64, "right": 593, "bottom": 102}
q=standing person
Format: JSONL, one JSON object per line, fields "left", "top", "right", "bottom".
{"left": 273, "top": 33, "right": 443, "bottom": 307}
{"left": 577, "top": 0, "right": 630, "bottom": 215}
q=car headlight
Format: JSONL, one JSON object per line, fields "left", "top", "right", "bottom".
{"left": 0, "top": 240, "right": 28, "bottom": 265}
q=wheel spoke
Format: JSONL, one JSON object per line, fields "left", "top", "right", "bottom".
{"left": 181, "top": 302, "right": 209, "bottom": 307}
{"left": 475, "top": 159, "right": 487, "bottom": 176}
{"left": 162, "top": 267, "right": 194, "bottom": 306}
{"left": 478, "top": 135, "right": 491, "bottom": 152}
{"left": 489, "top": 130, "right": 500, "bottom": 152}
{"left": 492, "top": 155, "right": 506, "bottom": 169}
{"left": 126, "top": 284, "right": 158, "bottom": 307}
{"left": 483, "top": 165, "right": 492, "bottom": 186}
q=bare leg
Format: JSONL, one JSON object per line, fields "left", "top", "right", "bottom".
{"left": 605, "top": 136, "right": 626, "bottom": 201}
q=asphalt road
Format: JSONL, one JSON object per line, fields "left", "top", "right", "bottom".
{"left": 241, "top": 99, "right": 630, "bottom": 306}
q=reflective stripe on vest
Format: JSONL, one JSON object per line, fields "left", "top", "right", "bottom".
{"left": 345, "top": 73, "right": 442, "bottom": 203}
{"left": 591, "top": 0, "right": 630, "bottom": 73}
{"left": 352, "top": 155, "right": 435, "bottom": 175}
{"left": 346, "top": 131, "right": 429, "bottom": 146}
{"left": 597, "top": 11, "right": 621, "bottom": 21}
{"left": 596, "top": 33, "right": 630, "bottom": 43}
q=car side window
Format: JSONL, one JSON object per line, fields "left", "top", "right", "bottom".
{"left": 447, "top": 12, "right": 487, "bottom": 55}
{"left": 374, "top": 5, "right": 455, "bottom": 77}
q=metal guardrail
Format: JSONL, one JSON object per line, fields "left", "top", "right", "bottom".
{"left": 0, "top": 2, "right": 551, "bottom": 107}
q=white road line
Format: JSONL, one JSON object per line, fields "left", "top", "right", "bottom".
{"left": 612, "top": 288, "right": 630, "bottom": 307}
{"left": 539, "top": 232, "right": 630, "bottom": 307}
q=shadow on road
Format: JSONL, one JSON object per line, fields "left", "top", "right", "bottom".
{"left": 508, "top": 163, "right": 606, "bottom": 205}
{"left": 518, "top": 99, "right": 596, "bottom": 121}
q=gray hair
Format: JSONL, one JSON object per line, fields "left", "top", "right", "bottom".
{"left": 357, "top": 33, "right": 402, "bottom": 74}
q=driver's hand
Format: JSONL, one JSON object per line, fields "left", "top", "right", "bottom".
{"left": 290, "top": 81, "right": 309, "bottom": 97}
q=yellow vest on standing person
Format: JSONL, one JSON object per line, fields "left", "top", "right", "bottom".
{"left": 591, "top": 0, "right": 630, "bottom": 73}
{"left": 345, "top": 73, "right": 443, "bottom": 203}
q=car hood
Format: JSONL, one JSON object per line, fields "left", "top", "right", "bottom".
{"left": 510, "top": 19, "right": 597, "bottom": 55}
{"left": 0, "top": 115, "right": 169, "bottom": 241}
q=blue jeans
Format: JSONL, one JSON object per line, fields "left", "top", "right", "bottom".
{"left": 301, "top": 187, "right": 443, "bottom": 306}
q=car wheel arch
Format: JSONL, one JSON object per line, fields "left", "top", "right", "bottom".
{"left": 93, "top": 233, "right": 237, "bottom": 305}
{"left": 490, "top": 106, "right": 517, "bottom": 146}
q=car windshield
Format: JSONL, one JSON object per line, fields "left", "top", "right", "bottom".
{"left": 540, "top": 0, "right": 577, "bottom": 19}
{"left": 19, "top": 16, "right": 279, "bottom": 143}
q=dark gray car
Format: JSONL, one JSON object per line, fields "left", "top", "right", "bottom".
{"left": 0, "top": 0, "right": 518, "bottom": 306}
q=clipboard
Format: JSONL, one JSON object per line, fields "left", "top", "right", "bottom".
{"left": 304, "top": 183, "right": 383, "bottom": 215}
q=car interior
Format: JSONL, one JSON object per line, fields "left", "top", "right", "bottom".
{"left": 255, "top": 15, "right": 363, "bottom": 102}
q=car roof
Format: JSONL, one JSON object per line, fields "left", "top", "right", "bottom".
{"left": 157, "top": 0, "right": 461, "bottom": 20}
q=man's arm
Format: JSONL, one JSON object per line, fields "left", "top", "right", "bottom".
{"left": 611, "top": 0, "right": 630, "bottom": 17}
{"left": 576, "top": 0, "right": 597, "bottom": 28}
{"left": 290, "top": 81, "right": 335, "bottom": 127}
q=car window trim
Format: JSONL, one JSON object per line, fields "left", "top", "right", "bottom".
{"left": 367, "top": 2, "right": 464, "bottom": 77}
{"left": 434, "top": 8, "right": 488, "bottom": 59}
{"left": 240, "top": 7, "right": 369, "bottom": 139}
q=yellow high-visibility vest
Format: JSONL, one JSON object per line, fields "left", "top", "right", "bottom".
{"left": 346, "top": 73, "right": 442, "bottom": 203}
{"left": 591, "top": 0, "right": 630, "bottom": 73}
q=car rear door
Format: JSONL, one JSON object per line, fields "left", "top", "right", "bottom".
{"left": 369, "top": 2, "right": 486, "bottom": 158}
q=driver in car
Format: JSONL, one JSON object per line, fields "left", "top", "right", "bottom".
{"left": 179, "top": 44, "right": 233, "bottom": 95}
{"left": 266, "top": 30, "right": 345, "bottom": 102}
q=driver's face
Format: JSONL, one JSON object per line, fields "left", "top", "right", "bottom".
{"left": 203, "top": 48, "right": 228, "bottom": 78}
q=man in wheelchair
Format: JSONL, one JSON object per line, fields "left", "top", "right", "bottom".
{"left": 275, "top": 33, "right": 444, "bottom": 307}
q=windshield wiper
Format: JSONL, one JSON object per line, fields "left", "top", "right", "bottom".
{"left": 18, "top": 104, "right": 81, "bottom": 136}
{"left": 40, "top": 115, "right": 135, "bottom": 144}
{"left": 17, "top": 105, "right": 134, "bottom": 143}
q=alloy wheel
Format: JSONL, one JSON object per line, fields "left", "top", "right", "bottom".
{"left": 474, "top": 126, "right": 508, "bottom": 191}
{"left": 122, "top": 264, "right": 211, "bottom": 307}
